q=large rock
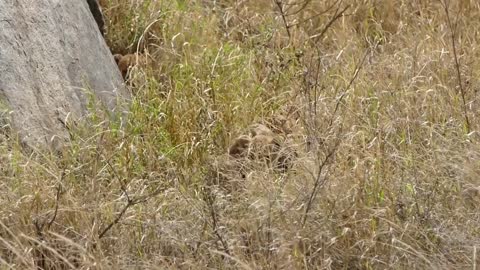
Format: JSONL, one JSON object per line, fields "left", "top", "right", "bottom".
{"left": 0, "top": 0, "right": 128, "bottom": 147}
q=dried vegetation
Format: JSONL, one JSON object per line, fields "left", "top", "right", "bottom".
{"left": 1, "top": 0, "right": 480, "bottom": 269}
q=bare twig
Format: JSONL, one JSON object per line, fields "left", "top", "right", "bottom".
{"left": 98, "top": 160, "right": 135, "bottom": 239}
{"left": 31, "top": 171, "right": 64, "bottom": 270}
{"left": 311, "top": 3, "right": 350, "bottom": 43}
{"left": 329, "top": 46, "right": 371, "bottom": 127}
{"left": 99, "top": 161, "right": 155, "bottom": 239}
{"left": 288, "top": 0, "right": 340, "bottom": 27}
{"left": 301, "top": 140, "right": 339, "bottom": 227}
{"left": 203, "top": 189, "right": 230, "bottom": 255}
{"left": 300, "top": 40, "right": 370, "bottom": 227}
{"left": 284, "top": 0, "right": 312, "bottom": 16}
{"left": 105, "top": 160, "right": 131, "bottom": 201}
{"left": 32, "top": 219, "right": 46, "bottom": 270}
{"left": 97, "top": 182, "right": 165, "bottom": 239}
{"left": 46, "top": 182, "right": 62, "bottom": 230}
{"left": 440, "top": 0, "right": 470, "bottom": 133}
{"left": 98, "top": 199, "right": 136, "bottom": 239}
{"left": 96, "top": 145, "right": 168, "bottom": 239}
{"left": 274, "top": 0, "right": 291, "bottom": 40}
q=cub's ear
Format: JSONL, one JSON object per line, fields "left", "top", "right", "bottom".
{"left": 229, "top": 135, "right": 251, "bottom": 158}
{"left": 113, "top": 54, "right": 123, "bottom": 65}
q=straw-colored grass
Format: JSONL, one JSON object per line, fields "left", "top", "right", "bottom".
{"left": 1, "top": 0, "right": 480, "bottom": 269}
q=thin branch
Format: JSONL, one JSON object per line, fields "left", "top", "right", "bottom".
{"left": 96, "top": 146, "right": 167, "bottom": 239}
{"left": 329, "top": 47, "right": 371, "bottom": 127}
{"left": 97, "top": 180, "right": 166, "bottom": 239}
{"left": 203, "top": 189, "right": 230, "bottom": 255}
{"left": 274, "top": 0, "right": 291, "bottom": 40}
{"left": 288, "top": 0, "right": 341, "bottom": 27}
{"left": 301, "top": 140, "right": 339, "bottom": 227}
{"left": 105, "top": 159, "right": 131, "bottom": 202}
{"left": 311, "top": 3, "right": 350, "bottom": 43}
{"left": 98, "top": 161, "right": 144, "bottom": 239}
{"left": 98, "top": 199, "right": 136, "bottom": 239}
{"left": 284, "top": 0, "right": 312, "bottom": 16}
{"left": 46, "top": 182, "right": 62, "bottom": 230}
{"left": 440, "top": 0, "right": 470, "bottom": 133}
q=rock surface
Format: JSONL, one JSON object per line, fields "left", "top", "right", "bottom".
{"left": 0, "top": 0, "right": 128, "bottom": 147}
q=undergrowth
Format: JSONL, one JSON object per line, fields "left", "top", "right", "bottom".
{"left": 1, "top": 0, "right": 480, "bottom": 269}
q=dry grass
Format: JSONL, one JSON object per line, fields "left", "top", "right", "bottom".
{"left": 1, "top": 0, "right": 480, "bottom": 269}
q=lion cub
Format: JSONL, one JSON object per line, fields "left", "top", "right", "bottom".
{"left": 228, "top": 124, "right": 295, "bottom": 172}
{"left": 113, "top": 53, "right": 147, "bottom": 80}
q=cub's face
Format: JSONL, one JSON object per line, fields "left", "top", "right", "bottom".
{"left": 112, "top": 53, "right": 145, "bottom": 79}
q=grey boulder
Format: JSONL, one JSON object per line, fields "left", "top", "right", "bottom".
{"left": 0, "top": 0, "right": 129, "bottom": 148}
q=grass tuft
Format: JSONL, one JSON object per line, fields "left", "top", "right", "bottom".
{"left": 1, "top": 0, "right": 480, "bottom": 269}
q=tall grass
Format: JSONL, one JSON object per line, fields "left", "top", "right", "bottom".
{"left": 1, "top": 0, "right": 480, "bottom": 269}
